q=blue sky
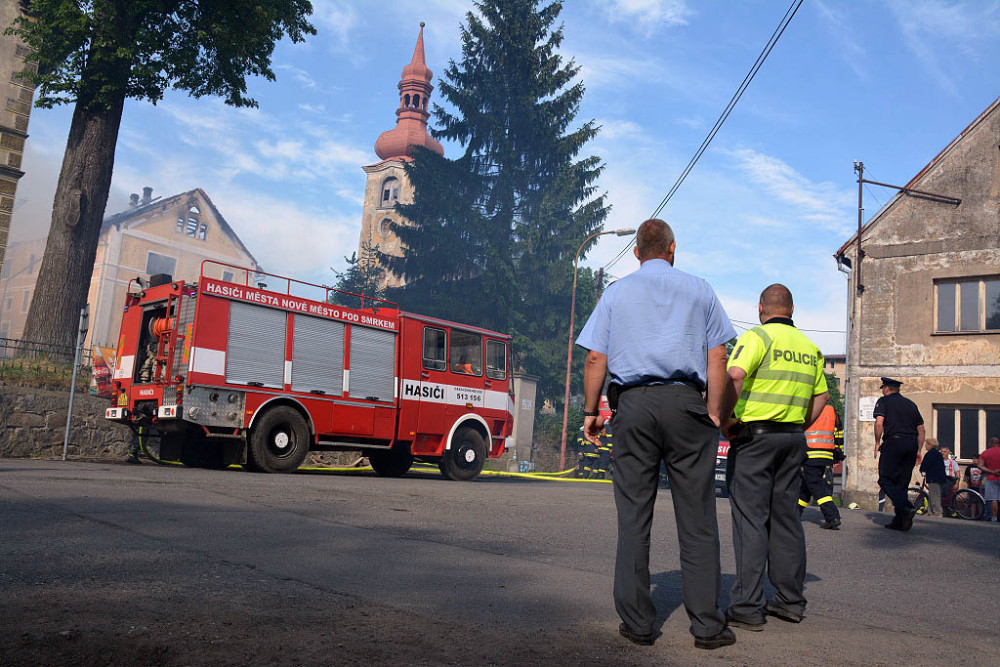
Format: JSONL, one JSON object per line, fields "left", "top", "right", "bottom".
{"left": 10, "top": 0, "right": 1000, "bottom": 354}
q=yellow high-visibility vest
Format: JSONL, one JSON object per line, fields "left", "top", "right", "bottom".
{"left": 727, "top": 320, "right": 828, "bottom": 424}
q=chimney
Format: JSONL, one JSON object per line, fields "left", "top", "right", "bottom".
{"left": 129, "top": 194, "right": 139, "bottom": 207}
{"left": 141, "top": 186, "right": 153, "bottom": 205}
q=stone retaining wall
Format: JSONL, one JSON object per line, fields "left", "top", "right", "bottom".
{"left": 0, "top": 384, "right": 363, "bottom": 467}
{"left": 0, "top": 385, "right": 132, "bottom": 459}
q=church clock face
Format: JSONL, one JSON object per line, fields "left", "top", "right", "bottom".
{"left": 379, "top": 218, "right": 393, "bottom": 238}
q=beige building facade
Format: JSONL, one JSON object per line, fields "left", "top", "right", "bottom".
{"left": 0, "top": 0, "right": 36, "bottom": 275}
{"left": 836, "top": 98, "right": 1000, "bottom": 509}
{"left": 0, "top": 235, "right": 43, "bottom": 340}
{"left": 85, "top": 187, "right": 259, "bottom": 351}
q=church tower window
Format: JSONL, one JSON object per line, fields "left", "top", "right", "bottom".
{"left": 381, "top": 177, "right": 399, "bottom": 206}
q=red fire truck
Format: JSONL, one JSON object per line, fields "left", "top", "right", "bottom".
{"left": 104, "top": 261, "right": 514, "bottom": 481}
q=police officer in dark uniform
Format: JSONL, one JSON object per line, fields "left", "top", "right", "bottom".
{"left": 872, "top": 377, "right": 924, "bottom": 531}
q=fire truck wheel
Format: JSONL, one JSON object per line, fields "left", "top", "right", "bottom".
{"left": 249, "top": 406, "right": 311, "bottom": 473}
{"left": 369, "top": 448, "right": 414, "bottom": 477}
{"left": 439, "top": 426, "right": 487, "bottom": 481}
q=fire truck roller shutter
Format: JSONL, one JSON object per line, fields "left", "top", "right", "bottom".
{"left": 292, "top": 314, "right": 345, "bottom": 395}
{"left": 226, "top": 302, "right": 286, "bottom": 388}
{"left": 348, "top": 327, "right": 396, "bottom": 401}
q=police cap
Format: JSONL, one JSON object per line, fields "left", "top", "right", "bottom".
{"left": 880, "top": 377, "right": 903, "bottom": 388}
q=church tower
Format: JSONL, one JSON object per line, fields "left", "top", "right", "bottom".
{"left": 357, "top": 23, "right": 443, "bottom": 291}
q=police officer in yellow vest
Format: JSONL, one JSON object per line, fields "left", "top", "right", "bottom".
{"left": 799, "top": 404, "right": 841, "bottom": 529}
{"left": 721, "top": 284, "right": 829, "bottom": 631}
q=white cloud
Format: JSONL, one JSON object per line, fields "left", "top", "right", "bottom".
{"left": 275, "top": 64, "right": 321, "bottom": 91}
{"left": 813, "top": 0, "right": 868, "bottom": 79}
{"left": 597, "top": 119, "right": 643, "bottom": 140}
{"left": 298, "top": 103, "right": 326, "bottom": 114}
{"left": 601, "top": 0, "right": 693, "bottom": 35}
{"left": 309, "top": 0, "right": 364, "bottom": 51}
{"left": 727, "top": 148, "right": 853, "bottom": 234}
{"left": 887, "top": 0, "right": 1000, "bottom": 97}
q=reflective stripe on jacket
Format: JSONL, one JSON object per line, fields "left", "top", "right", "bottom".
{"left": 805, "top": 404, "right": 837, "bottom": 451}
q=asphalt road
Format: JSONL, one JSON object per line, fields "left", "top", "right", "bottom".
{"left": 2, "top": 458, "right": 998, "bottom": 666}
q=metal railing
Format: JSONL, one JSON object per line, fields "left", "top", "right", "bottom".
{"left": 0, "top": 337, "right": 92, "bottom": 389}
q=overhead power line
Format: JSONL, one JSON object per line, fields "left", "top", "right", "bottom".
{"left": 730, "top": 318, "right": 845, "bottom": 334}
{"left": 604, "top": 0, "right": 805, "bottom": 271}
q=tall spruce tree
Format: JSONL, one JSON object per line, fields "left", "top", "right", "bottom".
{"left": 384, "top": 0, "right": 609, "bottom": 404}
{"left": 330, "top": 244, "right": 387, "bottom": 309}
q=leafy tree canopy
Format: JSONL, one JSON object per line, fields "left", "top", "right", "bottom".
{"left": 9, "top": 0, "right": 316, "bottom": 110}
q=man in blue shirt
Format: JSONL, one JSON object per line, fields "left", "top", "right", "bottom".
{"left": 577, "top": 218, "right": 737, "bottom": 651}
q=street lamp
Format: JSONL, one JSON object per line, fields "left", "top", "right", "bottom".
{"left": 559, "top": 227, "right": 635, "bottom": 472}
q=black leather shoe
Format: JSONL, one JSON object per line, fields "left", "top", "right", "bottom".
{"left": 765, "top": 603, "right": 803, "bottom": 623}
{"left": 694, "top": 627, "right": 736, "bottom": 649}
{"left": 618, "top": 623, "right": 654, "bottom": 646}
{"left": 901, "top": 508, "right": 917, "bottom": 531}
{"left": 820, "top": 518, "right": 841, "bottom": 529}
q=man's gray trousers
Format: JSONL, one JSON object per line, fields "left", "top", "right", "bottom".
{"left": 612, "top": 384, "right": 726, "bottom": 639}
{"left": 727, "top": 428, "right": 807, "bottom": 623}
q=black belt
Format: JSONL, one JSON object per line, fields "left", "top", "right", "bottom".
{"left": 744, "top": 421, "right": 804, "bottom": 435}
{"left": 885, "top": 434, "right": 917, "bottom": 440}
{"left": 620, "top": 377, "right": 702, "bottom": 392}
{"left": 607, "top": 378, "right": 702, "bottom": 412}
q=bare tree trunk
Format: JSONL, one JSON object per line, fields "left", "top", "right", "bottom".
{"left": 21, "top": 95, "right": 125, "bottom": 349}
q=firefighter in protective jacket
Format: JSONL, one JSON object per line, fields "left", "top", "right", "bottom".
{"left": 592, "top": 426, "right": 614, "bottom": 479}
{"left": 576, "top": 427, "right": 599, "bottom": 478}
{"left": 799, "top": 404, "right": 842, "bottom": 529}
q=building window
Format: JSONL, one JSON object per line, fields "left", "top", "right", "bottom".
{"left": 4, "top": 297, "right": 11, "bottom": 311}
{"left": 222, "top": 271, "right": 234, "bottom": 282}
{"left": 176, "top": 216, "right": 184, "bottom": 233}
{"left": 381, "top": 177, "right": 399, "bottom": 207}
{"left": 935, "top": 277, "right": 1000, "bottom": 333}
{"left": 186, "top": 216, "right": 199, "bottom": 237}
{"left": 146, "top": 252, "right": 176, "bottom": 277}
{"left": 21, "top": 290, "right": 30, "bottom": 312}
{"left": 26, "top": 253, "right": 35, "bottom": 274}
{"left": 934, "top": 405, "right": 1000, "bottom": 459}
{"left": 198, "top": 224, "right": 207, "bottom": 240}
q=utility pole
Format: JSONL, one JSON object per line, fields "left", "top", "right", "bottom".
{"left": 63, "top": 304, "right": 90, "bottom": 461}
{"left": 851, "top": 160, "right": 960, "bottom": 297}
